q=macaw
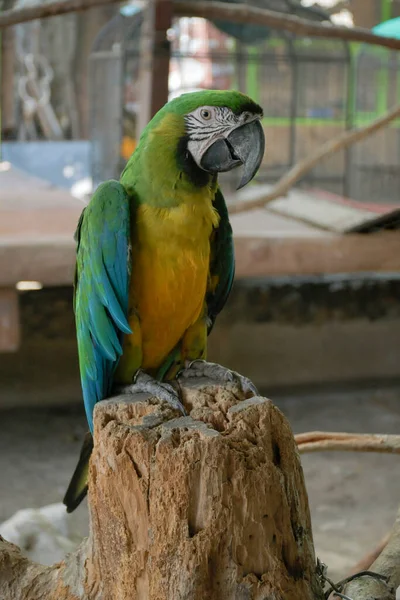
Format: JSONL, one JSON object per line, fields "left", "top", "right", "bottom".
{"left": 63, "top": 90, "right": 265, "bottom": 513}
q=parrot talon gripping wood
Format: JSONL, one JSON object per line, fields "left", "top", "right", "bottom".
{"left": 179, "top": 359, "right": 259, "bottom": 397}
{"left": 119, "top": 370, "right": 187, "bottom": 415}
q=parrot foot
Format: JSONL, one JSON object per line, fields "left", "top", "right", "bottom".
{"left": 178, "top": 360, "right": 258, "bottom": 397}
{"left": 118, "top": 371, "right": 187, "bottom": 415}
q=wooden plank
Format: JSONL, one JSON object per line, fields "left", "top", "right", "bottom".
{"left": 0, "top": 209, "right": 81, "bottom": 236}
{"left": 348, "top": 208, "right": 400, "bottom": 233}
{"left": 234, "top": 231, "right": 400, "bottom": 278}
{"left": 230, "top": 207, "right": 331, "bottom": 238}
{"left": 0, "top": 163, "right": 85, "bottom": 210}
{"left": 2, "top": 167, "right": 399, "bottom": 284}
{"left": 266, "top": 190, "right": 384, "bottom": 233}
{"left": 1, "top": 230, "right": 399, "bottom": 287}
{"left": 226, "top": 184, "right": 400, "bottom": 235}
{"left": 0, "top": 240, "right": 76, "bottom": 287}
{"left": 0, "top": 288, "right": 20, "bottom": 352}
{"left": 0, "top": 165, "right": 81, "bottom": 287}
{"left": 311, "top": 188, "right": 400, "bottom": 215}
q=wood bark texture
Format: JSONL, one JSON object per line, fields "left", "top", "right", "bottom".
{"left": 0, "top": 380, "right": 324, "bottom": 600}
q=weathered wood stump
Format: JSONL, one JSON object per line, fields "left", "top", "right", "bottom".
{"left": 0, "top": 380, "right": 324, "bottom": 599}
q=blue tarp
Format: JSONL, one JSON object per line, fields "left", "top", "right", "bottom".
{"left": 2, "top": 141, "right": 91, "bottom": 192}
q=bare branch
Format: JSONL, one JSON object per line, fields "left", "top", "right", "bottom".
{"left": 229, "top": 104, "right": 400, "bottom": 215}
{"left": 0, "top": 0, "right": 400, "bottom": 59}
{"left": 343, "top": 509, "right": 400, "bottom": 600}
{"left": 349, "top": 535, "right": 391, "bottom": 575}
{"left": 0, "top": 0, "right": 122, "bottom": 29}
{"left": 295, "top": 432, "right": 400, "bottom": 454}
{"left": 175, "top": 1, "right": 400, "bottom": 51}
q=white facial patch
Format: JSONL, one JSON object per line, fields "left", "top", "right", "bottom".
{"left": 184, "top": 106, "right": 257, "bottom": 168}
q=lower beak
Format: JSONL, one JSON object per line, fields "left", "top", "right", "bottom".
{"left": 200, "top": 120, "right": 265, "bottom": 189}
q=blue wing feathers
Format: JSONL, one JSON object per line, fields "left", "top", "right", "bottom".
{"left": 87, "top": 298, "right": 121, "bottom": 361}
{"left": 74, "top": 181, "right": 132, "bottom": 431}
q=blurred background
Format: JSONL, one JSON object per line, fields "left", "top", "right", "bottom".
{"left": 1, "top": 0, "right": 400, "bottom": 584}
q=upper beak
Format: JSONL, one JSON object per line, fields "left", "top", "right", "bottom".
{"left": 200, "top": 119, "right": 265, "bottom": 190}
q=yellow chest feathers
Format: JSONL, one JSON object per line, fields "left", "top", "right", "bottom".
{"left": 134, "top": 195, "right": 219, "bottom": 249}
{"left": 129, "top": 196, "right": 219, "bottom": 368}
{"left": 132, "top": 195, "right": 219, "bottom": 291}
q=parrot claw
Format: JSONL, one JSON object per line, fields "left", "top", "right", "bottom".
{"left": 118, "top": 371, "right": 187, "bottom": 415}
{"left": 178, "top": 360, "right": 259, "bottom": 397}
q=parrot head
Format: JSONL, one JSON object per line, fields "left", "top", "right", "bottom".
{"left": 135, "top": 90, "right": 265, "bottom": 190}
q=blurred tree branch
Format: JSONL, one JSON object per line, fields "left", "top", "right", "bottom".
{"left": 343, "top": 509, "right": 400, "bottom": 600}
{"left": 174, "top": 1, "right": 400, "bottom": 50}
{"left": 349, "top": 534, "right": 391, "bottom": 575}
{"left": 296, "top": 431, "right": 400, "bottom": 600}
{"left": 0, "top": 0, "right": 400, "bottom": 54}
{"left": 229, "top": 104, "right": 400, "bottom": 215}
{"left": 0, "top": 0, "right": 122, "bottom": 29}
{"left": 296, "top": 432, "right": 400, "bottom": 454}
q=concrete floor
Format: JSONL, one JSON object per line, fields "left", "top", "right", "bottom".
{"left": 1, "top": 385, "right": 400, "bottom": 583}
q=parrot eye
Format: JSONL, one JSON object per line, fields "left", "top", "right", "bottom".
{"left": 200, "top": 108, "right": 212, "bottom": 120}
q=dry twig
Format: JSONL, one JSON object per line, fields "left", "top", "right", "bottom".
{"left": 348, "top": 534, "right": 391, "bottom": 576}
{"left": 295, "top": 432, "right": 400, "bottom": 454}
{"left": 299, "top": 430, "right": 400, "bottom": 598}
{"left": 343, "top": 509, "right": 400, "bottom": 600}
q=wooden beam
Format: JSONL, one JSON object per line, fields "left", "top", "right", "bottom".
{"left": 0, "top": 0, "right": 400, "bottom": 53}
{"left": 0, "top": 0, "right": 122, "bottom": 29}
{"left": 0, "top": 240, "right": 76, "bottom": 287}
{"left": 234, "top": 231, "right": 400, "bottom": 278}
{"left": 1, "top": 229, "right": 400, "bottom": 288}
{"left": 0, "top": 288, "right": 20, "bottom": 352}
{"left": 136, "top": 0, "right": 172, "bottom": 136}
{"left": 174, "top": 1, "right": 400, "bottom": 51}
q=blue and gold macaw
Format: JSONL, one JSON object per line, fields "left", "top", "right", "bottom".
{"left": 64, "top": 90, "right": 265, "bottom": 512}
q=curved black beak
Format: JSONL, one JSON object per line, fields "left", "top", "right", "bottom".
{"left": 200, "top": 119, "right": 265, "bottom": 190}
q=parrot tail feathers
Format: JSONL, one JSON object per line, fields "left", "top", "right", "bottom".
{"left": 63, "top": 432, "right": 94, "bottom": 513}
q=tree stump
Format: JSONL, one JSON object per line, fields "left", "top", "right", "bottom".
{"left": 0, "top": 380, "right": 324, "bottom": 600}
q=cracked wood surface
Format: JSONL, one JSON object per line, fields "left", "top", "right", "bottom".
{"left": 0, "top": 380, "right": 324, "bottom": 599}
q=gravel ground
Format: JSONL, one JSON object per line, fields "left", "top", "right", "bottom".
{"left": 1, "top": 385, "right": 400, "bottom": 582}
